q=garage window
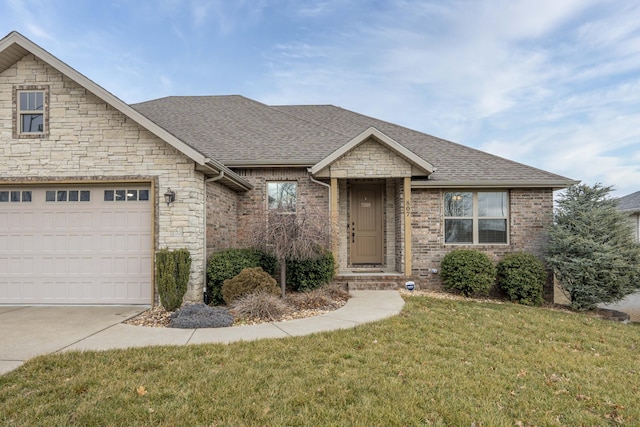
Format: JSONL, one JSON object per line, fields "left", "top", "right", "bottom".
{"left": 104, "top": 189, "right": 150, "bottom": 202}
{"left": 0, "top": 190, "right": 32, "bottom": 203}
{"left": 45, "top": 190, "right": 91, "bottom": 202}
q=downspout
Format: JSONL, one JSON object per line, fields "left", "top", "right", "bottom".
{"left": 203, "top": 170, "right": 225, "bottom": 304}
{"left": 308, "top": 171, "right": 331, "bottom": 211}
{"left": 308, "top": 171, "right": 335, "bottom": 271}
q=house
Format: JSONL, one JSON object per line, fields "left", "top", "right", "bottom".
{"left": 0, "top": 31, "right": 578, "bottom": 305}
{"left": 618, "top": 191, "right": 640, "bottom": 242}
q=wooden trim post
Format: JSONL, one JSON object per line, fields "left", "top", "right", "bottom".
{"left": 404, "top": 177, "right": 412, "bottom": 276}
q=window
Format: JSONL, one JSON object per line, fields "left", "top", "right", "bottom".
{"left": 444, "top": 191, "right": 508, "bottom": 244}
{"left": 104, "top": 189, "right": 149, "bottom": 202}
{"left": 15, "top": 86, "right": 48, "bottom": 137}
{"left": 0, "top": 190, "right": 32, "bottom": 203}
{"left": 267, "top": 182, "right": 297, "bottom": 212}
{"left": 45, "top": 190, "right": 91, "bottom": 202}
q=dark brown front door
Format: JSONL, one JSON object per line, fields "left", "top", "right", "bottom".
{"left": 350, "top": 184, "right": 383, "bottom": 264}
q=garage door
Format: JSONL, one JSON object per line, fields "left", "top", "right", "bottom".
{"left": 0, "top": 185, "right": 152, "bottom": 304}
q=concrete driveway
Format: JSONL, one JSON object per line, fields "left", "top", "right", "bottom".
{"left": 0, "top": 305, "right": 146, "bottom": 375}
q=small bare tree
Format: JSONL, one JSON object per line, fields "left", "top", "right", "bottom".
{"left": 247, "top": 204, "right": 332, "bottom": 297}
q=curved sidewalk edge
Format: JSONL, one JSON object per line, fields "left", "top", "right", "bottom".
{"left": 65, "top": 290, "right": 405, "bottom": 352}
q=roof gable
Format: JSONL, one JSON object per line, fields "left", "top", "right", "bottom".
{"left": 0, "top": 31, "right": 250, "bottom": 191}
{"left": 310, "top": 127, "right": 434, "bottom": 177}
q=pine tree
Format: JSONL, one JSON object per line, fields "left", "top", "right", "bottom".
{"left": 546, "top": 183, "right": 640, "bottom": 310}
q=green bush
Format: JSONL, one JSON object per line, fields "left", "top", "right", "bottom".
{"left": 156, "top": 248, "right": 191, "bottom": 311}
{"left": 496, "top": 252, "right": 547, "bottom": 306}
{"left": 440, "top": 249, "right": 496, "bottom": 297}
{"left": 222, "top": 267, "right": 280, "bottom": 305}
{"left": 206, "top": 248, "right": 277, "bottom": 305}
{"left": 286, "top": 251, "right": 336, "bottom": 292}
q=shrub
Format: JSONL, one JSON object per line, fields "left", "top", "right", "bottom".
{"left": 320, "top": 284, "right": 351, "bottom": 303}
{"left": 286, "top": 251, "right": 336, "bottom": 292}
{"left": 440, "top": 249, "right": 496, "bottom": 297}
{"left": 230, "top": 291, "right": 293, "bottom": 321}
{"left": 546, "top": 183, "right": 640, "bottom": 310}
{"left": 285, "top": 285, "right": 349, "bottom": 311}
{"left": 496, "top": 252, "right": 547, "bottom": 306}
{"left": 222, "top": 267, "right": 279, "bottom": 305}
{"left": 206, "top": 248, "right": 277, "bottom": 305}
{"left": 156, "top": 248, "right": 191, "bottom": 311}
{"left": 169, "top": 303, "right": 234, "bottom": 328}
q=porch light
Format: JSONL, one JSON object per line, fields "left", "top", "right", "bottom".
{"left": 164, "top": 188, "right": 176, "bottom": 206}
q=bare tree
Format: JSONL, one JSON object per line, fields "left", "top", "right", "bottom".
{"left": 247, "top": 204, "right": 333, "bottom": 297}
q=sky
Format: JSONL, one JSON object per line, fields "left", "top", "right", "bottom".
{"left": 2, "top": 0, "right": 639, "bottom": 197}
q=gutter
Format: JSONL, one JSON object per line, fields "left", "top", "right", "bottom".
{"left": 410, "top": 179, "right": 580, "bottom": 191}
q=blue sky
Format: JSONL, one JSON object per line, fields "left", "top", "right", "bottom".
{"left": 2, "top": 0, "right": 639, "bottom": 196}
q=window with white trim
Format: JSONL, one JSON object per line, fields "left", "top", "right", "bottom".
{"left": 444, "top": 191, "right": 508, "bottom": 244}
{"left": 267, "top": 182, "right": 297, "bottom": 212}
{"left": 15, "top": 87, "right": 48, "bottom": 136}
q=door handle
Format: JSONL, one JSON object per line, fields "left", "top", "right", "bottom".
{"left": 352, "top": 232, "right": 355, "bottom": 243}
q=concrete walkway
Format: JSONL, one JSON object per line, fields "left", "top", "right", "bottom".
{"left": 0, "top": 290, "right": 404, "bottom": 375}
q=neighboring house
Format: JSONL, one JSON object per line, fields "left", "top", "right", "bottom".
{"left": 617, "top": 191, "right": 640, "bottom": 242}
{"left": 0, "top": 31, "right": 578, "bottom": 305}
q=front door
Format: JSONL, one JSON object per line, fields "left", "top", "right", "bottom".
{"left": 350, "top": 184, "right": 383, "bottom": 264}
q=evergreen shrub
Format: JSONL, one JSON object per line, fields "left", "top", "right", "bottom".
{"left": 169, "top": 303, "right": 234, "bottom": 328}
{"left": 206, "top": 248, "right": 277, "bottom": 305}
{"left": 222, "top": 267, "right": 279, "bottom": 305}
{"left": 496, "top": 252, "right": 546, "bottom": 306}
{"left": 156, "top": 248, "right": 191, "bottom": 311}
{"left": 440, "top": 249, "right": 496, "bottom": 296}
{"left": 286, "top": 251, "right": 336, "bottom": 292}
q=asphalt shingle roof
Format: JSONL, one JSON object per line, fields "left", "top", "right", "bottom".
{"left": 618, "top": 191, "right": 640, "bottom": 212}
{"left": 131, "top": 95, "right": 575, "bottom": 186}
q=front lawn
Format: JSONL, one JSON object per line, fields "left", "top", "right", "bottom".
{"left": 1, "top": 296, "right": 639, "bottom": 426}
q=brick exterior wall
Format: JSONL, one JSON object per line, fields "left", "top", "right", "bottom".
{"left": 206, "top": 180, "right": 238, "bottom": 256}
{"left": 411, "top": 188, "right": 554, "bottom": 290}
{"left": 1, "top": 54, "right": 208, "bottom": 302}
{"left": 234, "top": 168, "right": 331, "bottom": 247}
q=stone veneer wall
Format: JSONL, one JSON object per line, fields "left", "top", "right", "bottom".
{"left": 0, "top": 54, "right": 208, "bottom": 302}
{"left": 411, "top": 188, "right": 554, "bottom": 290}
{"left": 327, "top": 138, "right": 413, "bottom": 178}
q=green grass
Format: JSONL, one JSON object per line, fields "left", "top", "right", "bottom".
{"left": 2, "top": 296, "right": 639, "bottom": 426}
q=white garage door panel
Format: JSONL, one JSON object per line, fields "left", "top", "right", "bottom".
{"left": 0, "top": 186, "right": 152, "bottom": 304}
